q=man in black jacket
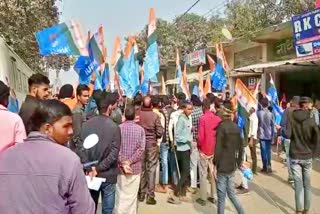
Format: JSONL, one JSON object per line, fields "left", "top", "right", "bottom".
{"left": 214, "top": 105, "right": 244, "bottom": 214}
{"left": 19, "top": 74, "right": 50, "bottom": 133}
{"left": 80, "top": 92, "right": 121, "bottom": 214}
{"left": 287, "top": 97, "right": 320, "bottom": 214}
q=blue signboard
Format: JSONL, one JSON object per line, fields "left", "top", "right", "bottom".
{"left": 292, "top": 8, "right": 320, "bottom": 60}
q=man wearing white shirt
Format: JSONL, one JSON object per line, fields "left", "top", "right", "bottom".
{"left": 248, "top": 106, "right": 259, "bottom": 174}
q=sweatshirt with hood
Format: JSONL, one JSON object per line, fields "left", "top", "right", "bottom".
{"left": 288, "top": 109, "right": 320, "bottom": 160}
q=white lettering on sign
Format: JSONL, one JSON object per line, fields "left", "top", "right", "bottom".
{"left": 315, "top": 14, "right": 320, "bottom": 27}
{"left": 303, "top": 17, "right": 312, "bottom": 31}
{"left": 294, "top": 20, "right": 302, "bottom": 33}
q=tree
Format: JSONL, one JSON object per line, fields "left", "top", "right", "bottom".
{"left": 0, "top": 0, "right": 71, "bottom": 72}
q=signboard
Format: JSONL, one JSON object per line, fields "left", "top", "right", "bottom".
{"left": 248, "top": 77, "right": 256, "bottom": 90}
{"left": 185, "top": 49, "right": 206, "bottom": 66}
{"left": 273, "top": 38, "right": 296, "bottom": 60}
{"left": 292, "top": 8, "right": 320, "bottom": 60}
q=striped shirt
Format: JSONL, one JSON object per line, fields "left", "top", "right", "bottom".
{"left": 191, "top": 106, "right": 203, "bottom": 141}
{"left": 119, "top": 121, "right": 146, "bottom": 175}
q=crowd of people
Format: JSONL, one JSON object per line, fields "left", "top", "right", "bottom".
{"left": 0, "top": 72, "right": 319, "bottom": 214}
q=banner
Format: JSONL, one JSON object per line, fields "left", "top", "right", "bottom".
{"left": 35, "top": 20, "right": 87, "bottom": 56}
{"left": 185, "top": 49, "right": 206, "bottom": 67}
{"left": 292, "top": 8, "right": 320, "bottom": 60}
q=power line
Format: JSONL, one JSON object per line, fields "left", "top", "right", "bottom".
{"left": 203, "top": 1, "right": 228, "bottom": 19}
{"left": 172, "top": 0, "right": 202, "bottom": 25}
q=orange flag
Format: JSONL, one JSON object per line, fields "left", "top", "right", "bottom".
{"left": 198, "top": 66, "right": 204, "bottom": 97}
{"left": 182, "top": 64, "right": 190, "bottom": 99}
{"left": 203, "top": 73, "right": 211, "bottom": 95}
{"left": 111, "top": 36, "right": 122, "bottom": 67}
{"left": 207, "top": 54, "right": 215, "bottom": 71}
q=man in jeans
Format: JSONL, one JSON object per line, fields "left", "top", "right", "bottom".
{"left": 257, "top": 98, "right": 274, "bottom": 173}
{"left": 80, "top": 92, "right": 121, "bottom": 214}
{"left": 196, "top": 99, "right": 221, "bottom": 206}
{"left": 214, "top": 104, "right": 244, "bottom": 214}
{"left": 287, "top": 97, "right": 320, "bottom": 214}
{"left": 167, "top": 101, "right": 193, "bottom": 204}
{"left": 279, "top": 96, "right": 300, "bottom": 184}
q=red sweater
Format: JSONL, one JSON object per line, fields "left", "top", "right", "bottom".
{"left": 198, "top": 111, "right": 221, "bottom": 156}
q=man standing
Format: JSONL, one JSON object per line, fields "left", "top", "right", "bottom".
{"left": 288, "top": 97, "right": 320, "bottom": 214}
{"left": 156, "top": 95, "right": 174, "bottom": 193}
{"left": 19, "top": 73, "right": 50, "bottom": 132}
{"left": 214, "top": 105, "right": 244, "bottom": 214}
{"left": 70, "top": 84, "right": 90, "bottom": 156}
{"left": 257, "top": 98, "right": 274, "bottom": 173}
{"left": 248, "top": 106, "right": 258, "bottom": 174}
{"left": 138, "top": 96, "right": 163, "bottom": 205}
{"left": 115, "top": 105, "right": 145, "bottom": 214}
{"left": 189, "top": 95, "right": 202, "bottom": 194}
{"left": 196, "top": 99, "right": 221, "bottom": 206}
{"left": 280, "top": 96, "right": 300, "bottom": 184}
{"left": 168, "top": 102, "right": 193, "bottom": 204}
{"left": 80, "top": 92, "right": 121, "bottom": 214}
{"left": 0, "top": 81, "right": 26, "bottom": 151}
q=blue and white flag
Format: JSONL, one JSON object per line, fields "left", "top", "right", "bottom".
{"left": 74, "top": 56, "right": 98, "bottom": 85}
{"left": 267, "top": 75, "right": 283, "bottom": 125}
{"left": 211, "top": 64, "right": 227, "bottom": 91}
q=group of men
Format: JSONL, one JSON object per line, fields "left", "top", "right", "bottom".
{"left": 0, "top": 72, "right": 319, "bottom": 214}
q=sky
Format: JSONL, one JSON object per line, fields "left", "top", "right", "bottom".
{"left": 54, "top": 0, "right": 223, "bottom": 86}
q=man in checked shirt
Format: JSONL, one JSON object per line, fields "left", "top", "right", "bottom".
{"left": 114, "top": 105, "right": 146, "bottom": 214}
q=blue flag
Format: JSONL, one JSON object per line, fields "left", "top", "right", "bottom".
{"left": 144, "top": 42, "right": 160, "bottom": 82}
{"left": 74, "top": 56, "right": 98, "bottom": 85}
{"left": 268, "top": 76, "right": 283, "bottom": 125}
{"left": 35, "top": 23, "right": 81, "bottom": 56}
{"left": 211, "top": 64, "right": 227, "bottom": 91}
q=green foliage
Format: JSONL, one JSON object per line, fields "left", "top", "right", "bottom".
{"left": 0, "top": 0, "right": 71, "bottom": 72}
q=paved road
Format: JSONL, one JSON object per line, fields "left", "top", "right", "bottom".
{"left": 98, "top": 146, "right": 320, "bottom": 214}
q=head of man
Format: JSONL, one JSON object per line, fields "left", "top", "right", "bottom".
{"left": 29, "top": 100, "right": 73, "bottom": 145}
{"left": 191, "top": 94, "right": 202, "bottom": 107}
{"left": 225, "top": 91, "right": 231, "bottom": 100}
{"left": 202, "top": 98, "right": 211, "bottom": 113}
{"left": 161, "top": 95, "right": 170, "bottom": 107}
{"left": 124, "top": 104, "right": 135, "bottom": 121}
{"left": 182, "top": 101, "right": 193, "bottom": 116}
{"left": 291, "top": 96, "right": 300, "bottom": 108}
{"left": 151, "top": 95, "right": 161, "bottom": 109}
{"left": 0, "top": 81, "right": 10, "bottom": 107}
{"left": 299, "top": 97, "right": 312, "bottom": 110}
{"left": 260, "top": 98, "right": 269, "bottom": 109}
{"left": 176, "top": 92, "right": 186, "bottom": 102}
{"left": 76, "top": 84, "right": 90, "bottom": 106}
{"left": 97, "top": 92, "right": 117, "bottom": 116}
{"left": 134, "top": 94, "right": 143, "bottom": 107}
{"left": 222, "top": 103, "right": 234, "bottom": 121}
{"left": 58, "top": 84, "right": 74, "bottom": 100}
{"left": 28, "top": 74, "right": 50, "bottom": 99}
{"left": 142, "top": 96, "right": 152, "bottom": 109}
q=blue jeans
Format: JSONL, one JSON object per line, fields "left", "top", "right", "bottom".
{"left": 282, "top": 138, "right": 293, "bottom": 180}
{"left": 160, "top": 143, "right": 169, "bottom": 185}
{"left": 90, "top": 182, "right": 116, "bottom": 214}
{"left": 291, "top": 159, "right": 312, "bottom": 212}
{"left": 260, "top": 139, "right": 272, "bottom": 170}
{"left": 216, "top": 173, "right": 244, "bottom": 214}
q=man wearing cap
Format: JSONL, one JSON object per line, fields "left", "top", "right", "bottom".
{"left": 287, "top": 96, "right": 320, "bottom": 214}
{"left": 0, "top": 81, "right": 26, "bottom": 151}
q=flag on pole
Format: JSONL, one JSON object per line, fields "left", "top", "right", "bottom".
{"left": 144, "top": 8, "right": 160, "bottom": 82}
{"left": 181, "top": 64, "right": 190, "bottom": 99}
{"left": 74, "top": 56, "right": 98, "bottom": 85}
{"left": 207, "top": 54, "right": 216, "bottom": 71}
{"left": 111, "top": 36, "right": 124, "bottom": 71}
{"left": 211, "top": 44, "right": 228, "bottom": 91}
{"left": 253, "top": 78, "right": 261, "bottom": 98}
{"left": 235, "top": 79, "right": 257, "bottom": 141}
{"left": 35, "top": 20, "right": 87, "bottom": 56}
{"left": 203, "top": 73, "right": 211, "bottom": 95}
{"left": 88, "top": 26, "right": 107, "bottom": 70}
{"left": 267, "top": 74, "right": 283, "bottom": 125}
{"left": 198, "top": 66, "right": 204, "bottom": 97}
{"left": 216, "top": 43, "right": 230, "bottom": 71}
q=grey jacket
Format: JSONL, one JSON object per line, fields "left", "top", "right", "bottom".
{"left": 0, "top": 132, "right": 95, "bottom": 214}
{"left": 257, "top": 108, "right": 274, "bottom": 140}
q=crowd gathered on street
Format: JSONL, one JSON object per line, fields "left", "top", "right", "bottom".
{"left": 0, "top": 72, "right": 320, "bottom": 214}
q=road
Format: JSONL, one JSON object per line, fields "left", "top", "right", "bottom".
{"left": 98, "top": 146, "right": 320, "bottom": 214}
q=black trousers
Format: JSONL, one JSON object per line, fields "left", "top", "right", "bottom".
{"left": 174, "top": 150, "right": 190, "bottom": 197}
